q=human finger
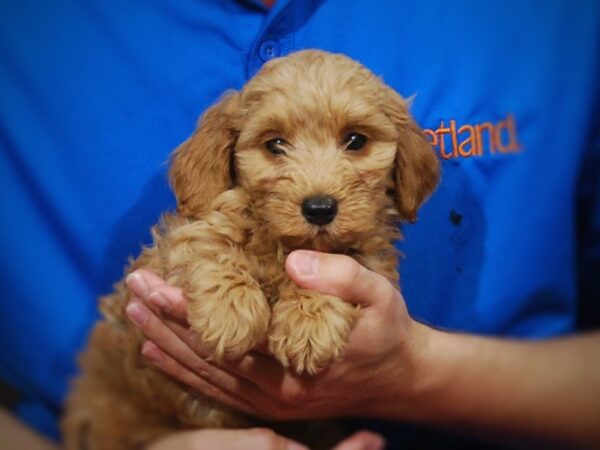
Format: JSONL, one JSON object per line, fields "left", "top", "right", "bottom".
{"left": 126, "top": 297, "right": 197, "bottom": 364}
{"left": 332, "top": 430, "right": 386, "bottom": 450}
{"left": 126, "top": 298, "right": 248, "bottom": 397}
{"left": 126, "top": 269, "right": 188, "bottom": 320}
{"left": 161, "top": 315, "right": 299, "bottom": 394}
{"left": 148, "top": 428, "right": 309, "bottom": 450}
{"left": 125, "top": 269, "right": 165, "bottom": 297}
{"left": 141, "top": 339, "right": 302, "bottom": 421}
{"left": 140, "top": 341, "right": 256, "bottom": 416}
{"left": 285, "top": 251, "right": 397, "bottom": 307}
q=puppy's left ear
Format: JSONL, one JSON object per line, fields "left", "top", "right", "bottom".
{"left": 169, "top": 92, "right": 240, "bottom": 218}
{"left": 383, "top": 88, "right": 440, "bottom": 222}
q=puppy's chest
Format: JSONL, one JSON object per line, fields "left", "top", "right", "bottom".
{"left": 244, "top": 242, "right": 287, "bottom": 306}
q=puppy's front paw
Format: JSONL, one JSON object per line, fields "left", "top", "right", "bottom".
{"left": 268, "top": 292, "right": 358, "bottom": 375}
{"left": 188, "top": 282, "right": 269, "bottom": 361}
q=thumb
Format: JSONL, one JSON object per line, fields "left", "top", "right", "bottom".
{"left": 285, "top": 250, "right": 397, "bottom": 307}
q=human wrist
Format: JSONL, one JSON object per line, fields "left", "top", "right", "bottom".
{"left": 363, "top": 318, "right": 440, "bottom": 422}
{"left": 405, "top": 328, "right": 508, "bottom": 429}
{"left": 410, "top": 327, "right": 464, "bottom": 424}
{"left": 372, "top": 321, "right": 477, "bottom": 425}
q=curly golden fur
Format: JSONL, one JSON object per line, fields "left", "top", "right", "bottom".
{"left": 61, "top": 50, "right": 439, "bottom": 449}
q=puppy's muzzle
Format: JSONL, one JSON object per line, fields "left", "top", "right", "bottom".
{"left": 302, "top": 196, "right": 338, "bottom": 225}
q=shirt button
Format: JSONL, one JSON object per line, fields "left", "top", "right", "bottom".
{"left": 259, "top": 40, "right": 280, "bottom": 61}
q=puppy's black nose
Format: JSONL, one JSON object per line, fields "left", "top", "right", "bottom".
{"left": 302, "top": 196, "right": 338, "bottom": 225}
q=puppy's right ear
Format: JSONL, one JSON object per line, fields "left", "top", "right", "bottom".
{"left": 169, "top": 92, "right": 240, "bottom": 217}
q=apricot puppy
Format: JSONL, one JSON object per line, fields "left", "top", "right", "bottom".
{"left": 62, "top": 50, "right": 439, "bottom": 450}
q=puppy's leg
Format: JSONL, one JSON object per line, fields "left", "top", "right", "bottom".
{"left": 62, "top": 380, "right": 175, "bottom": 450}
{"left": 62, "top": 323, "right": 178, "bottom": 450}
{"left": 269, "top": 280, "right": 358, "bottom": 375}
{"left": 164, "top": 190, "right": 270, "bottom": 362}
{"left": 183, "top": 249, "right": 270, "bottom": 361}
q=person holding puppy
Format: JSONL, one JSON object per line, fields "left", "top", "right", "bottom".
{"left": 1, "top": 0, "right": 599, "bottom": 449}
{"left": 127, "top": 251, "right": 600, "bottom": 450}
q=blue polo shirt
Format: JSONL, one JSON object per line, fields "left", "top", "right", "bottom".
{"left": 1, "top": 0, "right": 599, "bottom": 445}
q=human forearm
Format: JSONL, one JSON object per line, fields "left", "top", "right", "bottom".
{"left": 0, "top": 408, "right": 58, "bottom": 450}
{"left": 407, "top": 329, "right": 600, "bottom": 448}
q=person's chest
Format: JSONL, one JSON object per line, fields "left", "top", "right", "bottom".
{"left": 3, "top": 0, "right": 598, "bottom": 330}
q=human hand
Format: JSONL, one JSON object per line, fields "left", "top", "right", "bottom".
{"left": 147, "top": 428, "right": 305, "bottom": 450}
{"left": 125, "top": 250, "right": 432, "bottom": 422}
{"left": 126, "top": 251, "right": 600, "bottom": 448}
{"left": 146, "top": 428, "right": 384, "bottom": 450}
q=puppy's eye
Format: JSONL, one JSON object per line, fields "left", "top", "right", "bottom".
{"left": 265, "top": 138, "right": 287, "bottom": 155}
{"left": 344, "top": 133, "right": 368, "bottom": 151}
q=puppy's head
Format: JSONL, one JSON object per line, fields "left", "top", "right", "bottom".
{"left": 170, "top": 50, "right": 439, "bottom": 250}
